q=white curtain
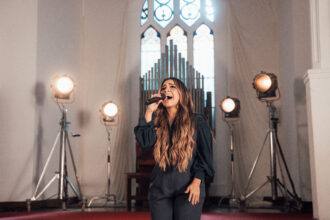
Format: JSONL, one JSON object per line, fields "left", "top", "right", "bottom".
{"left": 227, "top": 0, "right": 311, "bottom": 201}
{"left": 77, "top": 0, "right": 133, "bottom": 202}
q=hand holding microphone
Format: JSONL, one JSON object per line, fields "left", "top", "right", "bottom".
{"left": 145, "top": 93, "right": 166, "bottom": 105}
{"left": 145, "top": 93, "right": 165, "bottom": 122}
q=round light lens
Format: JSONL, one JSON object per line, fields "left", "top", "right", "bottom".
{"left": 103, "top": 102, "right": 118, "bottom": 117}
{"left": 254, "top": 74, "right": 272, "bottom": 92}
{"left": 221, "top": 98, "right": 236, "bottom": 113}
{"left": 55, "top": 76, "right": 74, "bottom": 94}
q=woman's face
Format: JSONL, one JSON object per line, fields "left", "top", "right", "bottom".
{"left": 160, "top": 79, "right": 180, "bottom": 108}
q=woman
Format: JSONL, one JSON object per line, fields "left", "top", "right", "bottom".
{"left": 134, "top": 77, "right": 214, "bottom": 220}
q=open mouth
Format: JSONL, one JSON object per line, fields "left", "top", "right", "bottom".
{"left": 166, "top": 95, "right": 173, "bottom": 100}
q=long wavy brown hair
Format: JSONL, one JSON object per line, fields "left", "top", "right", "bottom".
{"left": 153, "top": 78, "right": 195, "bottom": 172}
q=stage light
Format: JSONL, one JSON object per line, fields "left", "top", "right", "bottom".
{"left": 51, "top": 74, "right": 76, "bottom": 104}
{"left": 220, "top": 96, "right": 240, "bottom": 120}
{"left": 252, "top": 71, "right": 279, "bottom": 100}
{"left": 88, "top": 101, "right": 120, "bottom": 207}
{"left": 100, "top": 101, "right": 119, "bottom": 126}
{"left": 30, "top": 74, "right": 82, "bottom": 209}
{"left": 241, "top": 71, "right": 300, "bottom": 207}
{"left": 218, "top": 96, "right": 241, "bottom": 207}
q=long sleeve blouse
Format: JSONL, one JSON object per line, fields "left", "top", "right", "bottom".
{"left": 134, "top": 114, "right": 214, "bottom": 182}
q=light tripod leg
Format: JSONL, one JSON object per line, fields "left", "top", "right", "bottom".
{"left": 242, "top": 131, "right": 270, "bottom": 198}
{"left": 66, "top": 176, "right": 80, "bottom": 198}
{"left": 276, "top": 142, "right": 289, "bottom": 200}
{"left": 244, "top": 179, "right": 270, "bottom": 199}
{"left": 31, "top": 131, "right": 61, "bottom": 200}
{"left": 274, "top": 137, "right": 301, "bottom": 210}
{"left": 88, "top": 126, "right": 116, "bottom": 207}
{"left": 275, "top": 133, "right": 300, "bottom": 199}
{"left": 64, "top": 145, "right": 69, "bottom": 203}
{"left": 59, "top": 128, "right": 66, "bottom": 200}
{"left": 218, "top": 124, "right": 239, "bottom": 208}
{"left": 35, "top": 174, "right": 59, "bottom": 200}
{"left": 65, "top": 130, "right": 82, "bottom": 199}
{"left": 269, "top": 130, "right": 278, "bottom": 200}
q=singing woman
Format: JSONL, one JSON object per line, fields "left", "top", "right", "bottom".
{"left": 134, "top": 77, "right": 214, "bottom": 220}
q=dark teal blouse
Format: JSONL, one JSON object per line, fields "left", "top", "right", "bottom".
{"left": 134, "top": 114, "right": 214, "bottom": 181}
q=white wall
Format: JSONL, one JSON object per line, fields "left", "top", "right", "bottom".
{"left": 0, "top": 0, "right": 83, "bottom": 201}
{"left": 0, "top": 0, "right": 38, "bottom": 201}
{"left": 278, "top": 0, "right": 311, "bottom": 200}
{"left": 225, "top": 0, "right": 282, "bottom": 199}
{"left": 78, "top": 0, "right": 133, "bottom": 200}
{"left": 33, "top": 0, "right": 83, "bottom": 200}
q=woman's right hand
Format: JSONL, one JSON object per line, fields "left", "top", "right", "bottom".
{"left": 145, "top": 93, "right": 163, "bottom": 122}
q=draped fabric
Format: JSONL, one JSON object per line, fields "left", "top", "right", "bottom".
{"left": 78, "top": 0, "right": 132, "bottom": 202}
{"left": 227, "top": 0, "right": 281, "bottom": 199}
{"left": 227, "top": 0, "right": 311, "bottom": 201}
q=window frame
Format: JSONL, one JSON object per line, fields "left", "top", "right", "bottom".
{"left": 140, "top": 0, "right": 215, "bottom": 67}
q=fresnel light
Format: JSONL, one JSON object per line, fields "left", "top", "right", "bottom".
{"left": 220, "top": 96, "right": 240, "bottom": 121}
{"left": 51, "top": 74, "right": 76, "bottom": 104}
{"left": 100, "top": 101, "right": 119, "bottom": 126}
{"left": 252, "top": 71, "right": 279, "bottom": 101}
{"left": 218, "top": 96, "right": 241, "bottom": 207}
{"left": 88, "top": 101, "right": 120, "bottom": 207}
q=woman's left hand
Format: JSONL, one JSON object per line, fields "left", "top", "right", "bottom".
{"left": 185, "top": 178, "right": 201, "bottom": 205}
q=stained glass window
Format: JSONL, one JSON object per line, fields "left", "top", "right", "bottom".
{"left": 140, "top": 1, "right": 216, "bottom": 129}
{"left": 167, "top": 25, "right": 187, "bottom": 60}
{"left": 141, "top": 27, "right": 161, "bottom": 77}
{"left": 193, "top": 24, "right": 214, "bottom": 107}
{"left": 154, "top": 0, "right": 174, "bottom": 28}
{"left": 205, "top": 0, "right": 214, "bottom": 22}
{"left": 180, "top": 0, "right": 200, "bottom": 26}
{"left": 141, "top": 0, "right": 148, "bottom": 26}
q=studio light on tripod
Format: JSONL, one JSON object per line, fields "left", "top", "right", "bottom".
{"left": 100, "top": 101, "right": 119, "bottom": 126}
{"left": 88, "top": 101, "right": 120, "bottom": 207}
{"left": 220, "top": 96, "right": 240, "bottom": 120}
{"left": 29, "top": 74, "right": 82, "bottom": 209}
{"left": 252, "top": 71, "right": 279, "bottom": 100}
{"left": 240, "top": 71, "right": 301, "bottom": 207}
{"left": 218, "top": 96, "right": 241, "bottom": 207}
{"left": 51, "top": 74, "right": 76, "bottom": 104}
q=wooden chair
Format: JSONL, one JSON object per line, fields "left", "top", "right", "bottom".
{"left": 126, "top": 143, "right": 155, "bottom": 210}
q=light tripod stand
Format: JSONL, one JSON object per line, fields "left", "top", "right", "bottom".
{"left": 218, "top": 122, "right": 240, "bottom": 207}
{"left": 240, "top": 102, "right": 301, "bottom": 208}
{"left": 88, "top": 126, "right": 116, "bottom": 207}
{"left": 28, "top": 105, "right": 82, "bottom": 210}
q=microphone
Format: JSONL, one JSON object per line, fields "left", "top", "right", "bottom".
{"left": 145, "top": 93, "right": 166, "bottom": 105}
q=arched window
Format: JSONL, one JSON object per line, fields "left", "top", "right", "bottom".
{"left": 141, "top": 26, "right": 161, "bottom": 78}
{"left": 140, "top": 0, "right": 215, "bottom": 126}
{"left": 167, "top": 25, "right": 188, "bottom": 59}
{"left": 194, "top": 24, "right": 214, "bottom": 106}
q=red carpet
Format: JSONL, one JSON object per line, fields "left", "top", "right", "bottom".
{"left": 0, "top": 212, "right": 313, "bottom": 220}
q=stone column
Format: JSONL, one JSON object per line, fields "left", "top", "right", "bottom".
{"left": 305, "top": 0, "right": 330, "bottom": 219}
